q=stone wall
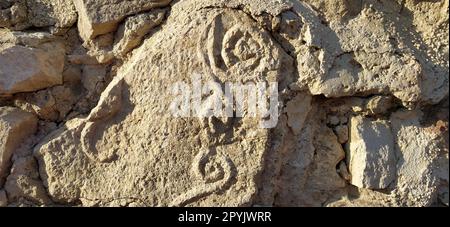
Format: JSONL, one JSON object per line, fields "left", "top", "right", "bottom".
{"left": 0, "top": 0, "right": 448, "bottom": 207}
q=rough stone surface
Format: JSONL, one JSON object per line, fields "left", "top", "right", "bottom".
{"left": 0, "top": 0, "right": 447, "bottom": 207}
{"left": 348, "top": 116, "right": 397, "bottom": 189}
{"left": 35, "top": 3, "right": 294, "bottom": 206}
{"left": 0, "top": 0, "right": 77, "bottom": 32}
{"left": 0, "top": 29, "right": 65, "bottom": 95}
{"left": 82, "top": 9, "right": 167, "bottom": 64}
{"left": 5, "top": 156, "right": 51, "bottom": 205}
{"left": 0, "top": 107, "right": 37, "bottom": 185}
{"left": 73, "top": 0, "right": 172, "bottom": 41}
{"left": 112, "top": 9, "right": 166, "bottom": 58}
{"left": 286, "top": 93, "right": 312, "bottom": 135}
{"left": 390, "top": 109, "right": 448, "bottom": 206}
{"left": 292, "top": 0, "right": 449, "bottom": 108}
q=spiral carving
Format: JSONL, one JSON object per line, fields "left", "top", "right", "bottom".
{"left": 170, "top": 148, "right": 235, "bottom": 207}
{"left": 198, "top": 12, "right": 282, "bottom": 79}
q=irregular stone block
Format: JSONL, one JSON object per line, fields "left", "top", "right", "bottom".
{"left": 286, "top": 93, "right": 312, "bottom": 135}
{"left": 82, "top": 9, "right": 166, "bottom": 64}
{"left": 5, "top": 175, "right": 52, "bottom": 204}
{"left": 73, "top": 0, "right": 172, "bottom": 41}
{"left": 0, "top": 107, "right": 37, "bottom": 184}
{"left": 292, "top": 1, "right": 449, "bottom": 108}
{"left": 0, "top": 30, "right": 65, "bottom": 95}
{"left": 391, "top": 110, "right": 449, "bottom": 207}
{"left": 0, "top": 0, "right": 77, "bottom": 31}
{"left": 0, "top": 0, "right": 442, "bottom": 208}
{"left": 35, "top": 1, "right": 294, "bottom": 207}
{"left": 113, "top": 9, "right": 166, "bottom": 57}
{"left": 348, "top": 116, "right": 396, "bottom": 189}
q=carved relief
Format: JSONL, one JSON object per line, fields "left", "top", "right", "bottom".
{"left": 35, "top": 3, "right": 292, "bottom": 207}
{"left": 170, "top": 148, "right": 235, "bottom": 207}
{"left": 198, "top": 11, "right": 284, "bottom": 82}
{"left": 81, "top": 76, "right": 124, "bottom": 163}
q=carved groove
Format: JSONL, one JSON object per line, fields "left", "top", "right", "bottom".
{"left": 81, "top": 77, "right": 124, "bottom": 163}
{"left": 170, "top": 148, "right": 236, "bottom": 207}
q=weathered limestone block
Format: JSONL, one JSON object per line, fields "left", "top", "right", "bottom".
{"left": 5, "top": 156, "right": 52, "bottom": 205}
{"left": 391, "top": 110, "right": 449, "bottom": 207}
{"left": 35, "top": 0, "right": 294, "bottom": 207}
{"left": 0, "top": 0, "right": 441, "bottom": 207}
{"left": 73, "top": 0, "right": 172, "bottom": 41}
{"left": 14, "top": 90, "right": 58, "bottom": 121}
{"left": 296, "top": 124, "right": 346, "bottom": 205}
{"left": 0, "top": 30, "right": 65, "bottom": 95}
{"left": 0, "top": 45, "right": 64, "bottom": 95}
{"left": 14, "top": 84, "right": 80, "bottom": 122}
{"left": 286, "top": 93, "right": 312, "bottom": 135}
{"left": 348, "top": 116, "right": 397, "bottom": 189}
{"left": 0, "top": 107, "right": 37, "bottom": 185}
{"left": 113, "top": 9, "right": 166, "bottom": 58}
{"left": 0, "top": 0, "right": 77, "bottom": 31}
{"left": 263, "top": 100, "right": 347, "bottom": 207}
{"left": 291, "top": 0, "right": 448, "bottom": 108}
{"left": 83, "top": 9, "right": 166, "bottom": 63}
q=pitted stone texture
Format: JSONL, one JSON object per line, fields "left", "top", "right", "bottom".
{"left": 0, "top": 30, "right": 65, "bottom": 95}
{"left": 112, "top": 9, "right": 166, "bottom": 58}
{"left": 5, "top": 156, "right": 52, "bottom": 205}
{"left": 258, "top": 98, "right": 347, "bottom": 207}
{"left": 287, "top": 0, "right": 448, "bottom": 108}
{"left": 73, "top": 0, "right": 172, "bottom": 41}
{"left": 0, "top": 0, "right": 77, "bottom": 31}
{"left": 348, "top": 116, "right": 397, "bottom": 189}
{"left": 5, "top": 0, "right": 444, "bottom": 207}
{"left": 0, "top": 107, "right": 37, "bottom": 185}
{"left": 82, "top": 9, "right": 166, "bottom": 63}
{"left": 35, "top": 1, "right": 294, "bottom": 207}
{"left": 391, "top": 110, "right": 449, "bottom": 207}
